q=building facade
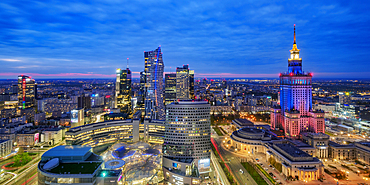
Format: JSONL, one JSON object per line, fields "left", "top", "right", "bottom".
{"left": 176, "top": 65, "right": 194, "bottom": 100}
{"left": 144, "top": 47, "right": 165, "bottom": 120}
{"left": 115, "top": 68, "right": 132, "bottom": 116}
{"left": 271, "top": 25, "right": 325, "bottom": 139}
{"left": 162, "top": 100, "right": 211, "bottom": 185}
{"left": 0, "top": 140, "right": 12, "bottom": 158}
{"left": 18, "top": 75, "right": 36, "bottom": 109}
{"left": 165, "top": 73, "right": 176, "bottom": 105}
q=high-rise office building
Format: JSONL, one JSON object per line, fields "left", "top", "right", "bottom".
{"left": 176, "top": 65, "right": 194, "bottom": 100}
{"left": 115, "top": 68, "right": 132, "bottom": 116}
{"left": 144, "top": 47, "right": 165, "bottom": 120}
{"left": 271, "top": 25, "right": 325, "bottom": 139}
{"left": 165, "top": 73, "right": 176, "bottom": 105}
{"left": 18, "top": 75, "right": 36, "bottom": 109}
{"left": 162, "top": 100, "right": 211, "bottom": 184}
{"left": 138, "top": 71, "right": 146, "bottom": 106}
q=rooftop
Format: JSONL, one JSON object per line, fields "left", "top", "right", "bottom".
{"left": 47, "top": 162, "right": 101, "bottom": 174}
{"left": 275, "top": 144, "right": 311, "bottom": 158}
{"left": 234, "top": 119, "right": 254, "bottom": 126}
{"left": 43, "top": 145, "right": 91, "bottom": 158}
{"left": 97, "top": 170, "right": 121, "bottom": 177}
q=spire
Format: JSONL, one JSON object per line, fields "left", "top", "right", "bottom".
{"left": 290, "top": 24, "right": 299, "bottom": 52}
{"left": 294, "top": 24, "right": 296, "bottom": 44}
{"left": 127, "top": 58, "right": 129, "bottom": 69}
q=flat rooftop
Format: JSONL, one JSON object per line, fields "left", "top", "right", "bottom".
{"left": 234, "top": 119, "right": 254, "bottom": 126}
{"left": 43, "top": 145, "right": 91, "bottom": 158}
{"left": 48, "top": 162, "right": 101, "bottom": 174}
{"left": 275, "top": 144, "right": 311, "bottom": 158}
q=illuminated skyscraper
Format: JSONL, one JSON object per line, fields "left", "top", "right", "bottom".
{"left": 176, "top": 65, "right": 194, "bottom": 100}
{"left": 165, "top": 73, "right": 176, "bottom": 105}
{"left": 18, "top": 75, "right": 36, "bottom": 109}
{"left": 138, "top": 71, "right": 146, "bottom": 106}
{"left": 271, "top": 25, "right": 325, "bottom": 139}
{"left": 115, "top": 67, "right": 132, "bottom": 116}
{"left": 144, "top": 47, "right": 165, "bottom": 120}
{"left": 163, "top": 100, "right": 211, "bottom": 183}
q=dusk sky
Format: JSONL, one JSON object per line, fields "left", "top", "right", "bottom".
{"left": 0, "top": 0, "right": 369, "bottom": 79}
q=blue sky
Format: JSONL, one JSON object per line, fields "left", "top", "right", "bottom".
{"left": 0, "top": 0, "right": 369, "bottom": 79}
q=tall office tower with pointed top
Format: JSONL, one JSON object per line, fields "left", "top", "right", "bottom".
{"left": 144, "top": 47, "right": 165, "bottom": 120}
{"left": 18, "top": 75, "right": 36, "bottom": 109}
{"left": 271, "top": 25, "right": 325, "bottom": 139}
{"left": 115, "top": 66, "right": 132, "bottom": 116}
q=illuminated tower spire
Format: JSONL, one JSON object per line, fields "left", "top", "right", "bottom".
{"left": 288, "top": 24, "right": 302, "bottom": 74}
{"left": 294, "top": 24, "right": 296, "bottom": 44}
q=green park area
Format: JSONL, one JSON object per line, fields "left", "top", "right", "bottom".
{"left": 241, "top": 162, "right": 268, "bottom": 185}
{"left": 256, "top": 163, "right": 276, "bottom": 184}
{"left": 213, "top": 126, "right": 224, "bottom": 136}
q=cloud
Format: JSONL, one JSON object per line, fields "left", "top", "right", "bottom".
{"left": 0, "top": 58, "right": 21, "bottom": 62}
{"left": 0, "top": 0, "right": 369, "bottom": 79}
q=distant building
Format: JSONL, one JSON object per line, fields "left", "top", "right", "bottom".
{"left": 34, "top": 112, "right": 46, "bottom": 125}
{"left": 165, "top": 73, "right": 176, "bottom": 105}
{"left": 18, "top": 75, "right": 36, "bottom": 109}
{"left": 176, "top": 65, "right": 194, "bottom": 100}
{"left": 43, "top": 128, "right": 63, "bottom": 146}
{"left": 271, "top": 25, "right": 325, "bottom": 139}
{"left": 144, "top": 47, "right": 165, "bottom": 120}
{"left": 115, "top": 68, "right": 132, "bottom": 116}
{"left": 70, "top": 108, "right": 84, "bottom": 128}
{"left": 339, "top": 92, "right": 352, "bottom": 105}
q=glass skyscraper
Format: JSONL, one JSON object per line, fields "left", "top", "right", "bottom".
{"left": 165, "top": 73, "right": 176, "bottom": 105}
{"left": 176, "top": 65, "right": 194, "bottom": 100}
{"left": 115, "top": 68, "right": 132, "bottom": 116}
{"left": 18, "top": 75, "right": 36, "bottom": 109}
{"left": 144, "top": 47, "right": 165, "bottom": 120}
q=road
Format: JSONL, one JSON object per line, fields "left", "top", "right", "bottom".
{"left": 211, "top": 134, "right": 257, "bottom": 185}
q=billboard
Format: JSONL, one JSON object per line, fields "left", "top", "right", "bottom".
{"left": 71, "top": 110, "right": 79, "bottom": 123}
{"left": 198, "top": 158, "right": 210, "bottom": 173}
{"left": 34, "top": 133, "right": 39, "bottom": 144}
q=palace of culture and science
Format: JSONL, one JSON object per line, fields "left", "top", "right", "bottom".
{"left": 271, "top": 25, "right": 325, "bottom": 139}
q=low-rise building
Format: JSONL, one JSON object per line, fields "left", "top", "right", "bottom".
{"left": 38, "top": 145, "right": 121, "bottom": 185}
{"left": 0, "top": 140, "right": 12, "bottom": 158}
{"left": 266, "top": 143, "right": 324, "bottom": 181}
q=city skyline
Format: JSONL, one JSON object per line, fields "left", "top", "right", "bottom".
{"left": 0, "top": 1, "right": 370, "bottom": 79}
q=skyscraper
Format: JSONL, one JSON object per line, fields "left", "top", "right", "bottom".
{"left": 18, "top": 75, "right": 36, "bottom": 109}
{"left": 144, "top": 47, "right": 165, "bottom": 120}
{"left": 115, "top": 67, "right": 132, "bottom": 116}
{"left": 138, "top": 71, "right": 146, "bottom": 106}
{"left": 176, "top": 65, "right": 194, "bottom": 100}
{"left": 270, "top": 25, "right": 325, "bottom": 139}
{"left": 162, "top": 100, "right": 211, "bottom": 183}
{"left": 165, "top": 73, "right": 176, "bottom": 105}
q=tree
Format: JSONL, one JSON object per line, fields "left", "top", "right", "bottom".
{"left": 18, "top": 147, "right": 24, "bottom": 154}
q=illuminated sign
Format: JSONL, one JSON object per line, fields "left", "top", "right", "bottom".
{"left": 71, "top": 110, "right": 79, "bottom": 123}
{"left": 198, "top": 158, "right": 210, "bottom": 173}
{"left": 34, "top": 133, "right": 39, "bottom": 144}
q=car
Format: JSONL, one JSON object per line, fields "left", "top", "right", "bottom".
{"left": 239, "top": 169, "right": 244, "bottom": 174}
{"left": 269, "top": 172, "right": 273, "bottom": 176}
{"left": 260, "top": 163, "right": 263, "bottom": 166}
{"left": 269, "top": 165, "right": 273, "bottom": 167}
{"left": 265, "top": 168, "right": 269, "bottom": 171}
{"left": 256, "top": 158, "right": 259, "bottom": 162}
{"left": 273, "top": 176, "right": 277, "bottom": 179}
